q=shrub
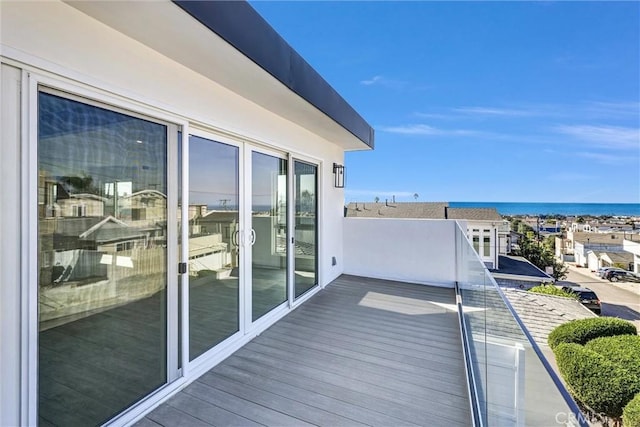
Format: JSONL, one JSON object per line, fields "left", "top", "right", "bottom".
{"left": 528, "top": 285, "right": 577, "bottom": 299}
{"left": 624, "top": 393, "right": 640, "bottom": 427}
{"left": 554, "top": 343, "right": 640, "bottom": 418}
{"left": 585, "top": 335, "right": 640, "bottom": 379}
{"left": 547, "top": 317, "right": 637, "bottom": 350}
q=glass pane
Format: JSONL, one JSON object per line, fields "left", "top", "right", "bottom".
{"left": 38, "top": 91, "right": 168, "bottom": 426}
{"left": 188, "top": 135, "right": 239, "bottom": 360}
{"left": 252, "top": 152, "right": 288, "bottom": 320}
{"left": 294, "top": 161, "right": 318, "bottom": 298}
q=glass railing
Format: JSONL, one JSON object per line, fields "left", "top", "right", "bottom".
{"left": 454, "top": 222, "right": 587, "bottom": 427}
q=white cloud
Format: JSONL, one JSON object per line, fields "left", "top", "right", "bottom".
{"left": 359, "top": 75, "right": 408, "bottom": 89}
{"left": 555, "top": 125, "right": 640, "bottom": 150}
{"left": 452, "top": 106, "right": 535, "bottom": 117}
{"left": 576, "top": 152, "right": 634, "bottom": 164}
{"left": 412, "top": 112, "right": 456, "bottom": 120}
{"left": 377, "top": 124, "right": 478, "bottom": 136}
{"left": 360, "top": 75, "right": 383, "bottom": 85}
{"left": 584, "top": 101, "right": 640, "bottom": 118}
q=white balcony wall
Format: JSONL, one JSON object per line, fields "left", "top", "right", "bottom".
{"left": 343, "top": 218, "right": 457, "bottom": 287}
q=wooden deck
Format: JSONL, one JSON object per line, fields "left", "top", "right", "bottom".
{"left": 139, "top": 275, "right": 471, "bottom": 426}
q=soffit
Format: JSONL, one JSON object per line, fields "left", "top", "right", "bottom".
{"left": 66, "top": 0, "right": 373, "bottom": 151}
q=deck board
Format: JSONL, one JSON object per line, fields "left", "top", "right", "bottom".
{"left": 139, "top": 275, "right": 471, "bottom": 426}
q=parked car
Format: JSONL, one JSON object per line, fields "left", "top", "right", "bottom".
{"left": 603, "top": 269, "right": 627, "bottom": 280}
{"left": 597, "top": 267, "right": 624, "bottom": 278}
{"left": 561, "top": 286, "right": 601, "bottom": 314}
{"left": 608, "top": 271, "right": 640, "bottom": 283}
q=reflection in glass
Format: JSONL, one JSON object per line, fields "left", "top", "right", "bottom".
{"left": 294, "top": 161, "right": 318, "bottom": 298}
{"left": 252, "top": 152, "right": 288, "bottom": 320}
{"left": 188, "top": 135, "right": 240, "bottom": 360}
{"left": 37, "top": 91, "right": 168, "bottom": 426}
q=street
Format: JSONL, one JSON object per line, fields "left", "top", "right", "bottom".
{"left": 559, "top": 265, "right": 640, "bottom": 330}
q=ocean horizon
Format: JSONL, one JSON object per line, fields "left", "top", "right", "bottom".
{"left": 450, "top": 202, "right": 640, "bottom": 217}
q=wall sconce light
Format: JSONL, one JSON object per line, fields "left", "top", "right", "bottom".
{"left": 333, "top": 163, "right": 345, "bottom": 188}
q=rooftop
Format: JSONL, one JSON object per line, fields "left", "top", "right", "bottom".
{"left": 570, "top": 231, "right": 629, "bottom": 245}
{"left": 599, "top": 251, "right": 634, "bottom": 264}
{"left": 501, "top": 288, "right": 595, "bottom": 347}
{"left": 491, "top": 255, "right": 551, "bottom": 279}
{"left": 446, "top": 207, "right": 503, "bottom": 221}
{"left": 344, "top": 202, "right": 503, "bottom": 221}
{"left": 139, "top": 275, "right": 471, "bottom": 426}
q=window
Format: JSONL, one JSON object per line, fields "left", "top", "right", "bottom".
{"left": 473, "top": 235, "right": 480, "bottom": 253}
{"left": 483, "top": 236, "right": 491, "bottom": 258}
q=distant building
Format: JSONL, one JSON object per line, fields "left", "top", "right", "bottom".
{"left": 623, "top": 239, "right": 640, "bottom": 274}
{"left": 565, "top": 231, "right": 629, "bottom": 267}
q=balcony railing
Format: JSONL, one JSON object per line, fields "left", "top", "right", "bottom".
{"left": 344, "top": 218, "right": 587, "bottom": 427}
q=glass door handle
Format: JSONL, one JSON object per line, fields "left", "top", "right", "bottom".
{"left": 250, "top": 228, "right": 256, "bottom": 245}
{"left": 232, "top": 230, "right": 239, "bottom": 247}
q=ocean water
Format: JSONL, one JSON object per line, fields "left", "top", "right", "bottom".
{"left": 449, "top": 202, "right": 640, "bottom": 216}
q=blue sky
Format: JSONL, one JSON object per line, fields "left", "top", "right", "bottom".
{"left": 250, "top": 1, "right": 640, "bottom": 204}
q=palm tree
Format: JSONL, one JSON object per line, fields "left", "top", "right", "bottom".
{"left": 413, "top": 193, "right": 419, "bottom": 201}
{"left": 374, "top": 196, "right": 380, "bottom": 203}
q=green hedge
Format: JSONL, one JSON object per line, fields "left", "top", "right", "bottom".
{"left": 554, "top": 343, "right": 640, "bottom": 418}
{"left": 624, "top": 393, "right": 640, "bottom": 427}
{"left": 585, "top": 335, "right": 640, "bottom": 379}
{"left": 547, "top": 317, "right": 637, "bottom": 349}
{"left": 528, "top": 285, "right": 577, "bottom": 299}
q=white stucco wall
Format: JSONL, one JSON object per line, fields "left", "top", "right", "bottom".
{"left": 587, "top": 251, "right": 599, "bottom": 272}
{"left": 0, "top": 63, "right": 23, "bottom": 427}
{"left": 623, "top": 240, "right": 640, "bottom": 274}
{"left": 343, "top": 218, "right": 457, "bottom": 287}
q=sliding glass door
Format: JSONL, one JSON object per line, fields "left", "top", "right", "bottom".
{"left": 188, "top": 135, "right": 240, "bottom": 360}
{"left": 293, "top": 160, "right": 318, "bottom": 298}
{"left": 34, "top": 86, "right": 320, "bottom": 426}
{"left": 250, "top": 150, "right": 288, "bottom": 320}
{"left": 37, "top": 90, "right": 174, "bottom": 426}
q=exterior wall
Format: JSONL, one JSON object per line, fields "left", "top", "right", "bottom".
{"left": 466, "top": 221, "right": 498, "bottom": 269}
{"left": 0, "top": 2, "right": 352, "bottom": 424}
{"left": 574, "top": 242, "right": 586, "bottom": 266}
{"left": 623, "top": 240, "right": 640, "bottom": 274}
{"left": 586, "top": 251, "right": 599, "bottom": 272}
{"left": 0, "top": 63, "right": 23, "bottom": 427}
{"left": 343, "top": 218, "right": 457, "bottom": 287}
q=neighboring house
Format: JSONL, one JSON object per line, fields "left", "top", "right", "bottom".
{"left": 490, "top": 255, "right": 554, "bottom": 290}
{"left": 599, "top": 251, "right": 634, "bottom": 271}
{"left": 564, "top": 231, "right": 628, "bottom": 267}
{"left": 623, "top": 239, "right": 640, "bottom": 274}
{"left": 1, "top": 2, "right": 374, "bottom": 425}
{"left": 570, "top": 222, "right": 593, "bottom": 232}
{"left": 344, "top": 203, "right": 507, "bottom": 269}
{"left": 345, "top": 201, "right": 448, "bottom": 219}
{"left": 523, "top": 217, "right": 561, "bottom": 233}
{"left": 447, "top": 207, "right": 507, "bottom": 270}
